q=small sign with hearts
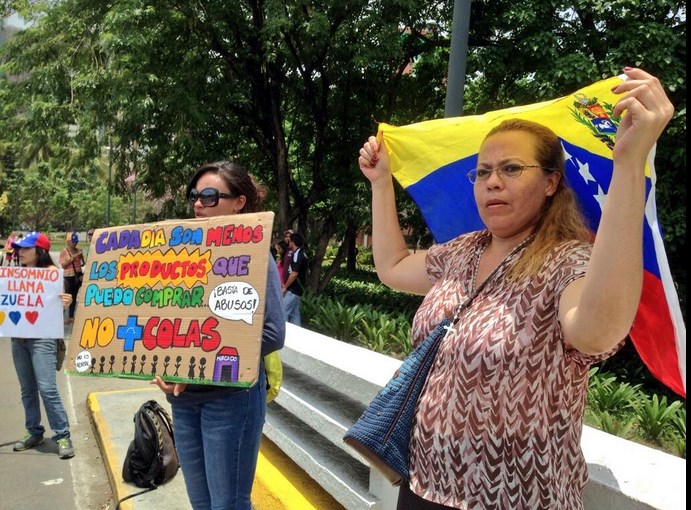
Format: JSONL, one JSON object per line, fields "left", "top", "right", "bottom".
{"left": 0, "top": 266, "right": 65, "bottom": 338}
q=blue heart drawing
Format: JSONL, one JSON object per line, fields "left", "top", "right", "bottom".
{"left": 9, "top": 311, "right": 21, "bottom": 325}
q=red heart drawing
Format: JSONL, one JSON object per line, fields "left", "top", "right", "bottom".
{"left": 25, "top": 311, "right": 39, "bottom": 324}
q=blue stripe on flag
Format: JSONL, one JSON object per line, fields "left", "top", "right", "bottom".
{"left": 562, "top": 139, "right": 660, "bottom": 279}
{"left": 405, "top": 156, "right": 483, "bottom": 244}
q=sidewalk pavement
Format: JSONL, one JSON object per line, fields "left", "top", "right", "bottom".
{"left": 89, "top": 388, "right": 343, "bottom": 510}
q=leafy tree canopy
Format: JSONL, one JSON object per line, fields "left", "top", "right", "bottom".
{"left": 0, "top": 0, "right": 685, "bottom": 312}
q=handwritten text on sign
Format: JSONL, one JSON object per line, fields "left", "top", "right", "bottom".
{"left": 0, "top": 266, "right": 65, "bottom": 338}
{"left": 66, "top": 213, "right": 274, "bottom": 387}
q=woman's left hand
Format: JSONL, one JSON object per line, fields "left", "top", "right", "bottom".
{"left": 611, "top": 67, "right": 674, "bottom": 164}
{"left": 59, "top": 293, "right": 73, "bottom": 309}
{"left": 151, "top": 375, "right": 187, "bottom": 396}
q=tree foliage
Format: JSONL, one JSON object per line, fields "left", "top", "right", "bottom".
{"left": 0, "top": 0, "right": 685, "bottom": 312}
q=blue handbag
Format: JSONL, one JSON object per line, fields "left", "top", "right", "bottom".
{"left": 343, "top": 318, "right": 451, "bottom": 486}
{"left": 344, "top": 237, "right": 532, "bottom": 485}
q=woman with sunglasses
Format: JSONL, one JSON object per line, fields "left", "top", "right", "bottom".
{"left": 152, "top": 161, "right": 285, "bottom": 510}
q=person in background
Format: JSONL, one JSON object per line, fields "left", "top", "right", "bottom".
{"left": 10, "top": 231, "right": 75, "bottom": 459}
{"left": 283, "top": 229, "right": 293, "bottom": 244}
{"left": 59, "top": 231, "right": 84, "bottom": 323}
{"left": 282, "top": 231, "right": 308, "bottom": 326}
{"left": 358, "top": 68, "right": 673, "bottom": 510}
{"left": 151, "top": 160, "right": 285, "bottom": 510}
{"left": 275, "top": 239, "right": 290, "bottom": 285}
{"left": 12, "top": 233, "right": 23, "bottom": 266}
{"left": 84, "top": 228, "right": 95, "bottom": 260}
{"left": 4, "top": 232, "right": 16, "bottom": 266}
{"left": 280, "top": 229, "right": 294, "bottom": 279}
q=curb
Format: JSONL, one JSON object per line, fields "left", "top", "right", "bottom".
{"left": 253, "top": 436, "right": 345, "bottom": 510}
{"left": 88, "top": 389, "right": 155, "bottom": 510}
{"left": 88, "top": 389, "right": 345, "bottom": 510}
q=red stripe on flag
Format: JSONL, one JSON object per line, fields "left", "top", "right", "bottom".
{"left": 630, "top": 271, "right": 685, "bottom": 397}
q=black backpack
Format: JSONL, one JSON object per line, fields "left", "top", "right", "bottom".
{"left": 117, "top": 400, "right": 180, "bottom": 508}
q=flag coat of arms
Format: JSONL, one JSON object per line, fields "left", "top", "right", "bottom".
{"left": 379, "top": 75, "right": 686, "bottom": 397}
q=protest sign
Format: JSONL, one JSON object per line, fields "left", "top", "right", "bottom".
{"left": 0, "top": 266, "right": 65, "bottom": 338}
{"left": 65, "top": 212, "right": 274, "bottom": 387}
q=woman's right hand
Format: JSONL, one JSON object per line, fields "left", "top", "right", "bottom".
{"left": 151, "top": 375, "right": 187, "bottom": 396}
{"left": 358, "top": 135, "right": 391, "bottom": 184}
{"left": 59, "top": 293, "right": 73, "bottom": 309}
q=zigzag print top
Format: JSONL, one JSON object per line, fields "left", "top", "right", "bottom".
{"left": 409, "top": 230, "right": 622, "bottom": 510}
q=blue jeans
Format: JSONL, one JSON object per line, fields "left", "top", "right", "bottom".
{"left": 172, "top": 373, "right": 266, "bottom": 510}
{"left": 11, "top": 338, "right": 71, "bottom": 440}
{"left": 283, "top": 290, "right": 302, "bottom": 326}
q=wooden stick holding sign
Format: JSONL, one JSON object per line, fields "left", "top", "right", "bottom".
{"left": 65, "top": 212, "right": 274, "bottom": 387}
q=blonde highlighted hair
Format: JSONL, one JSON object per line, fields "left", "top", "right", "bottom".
{"left": 484, "top": 119, "right": 592, "bottom": 278}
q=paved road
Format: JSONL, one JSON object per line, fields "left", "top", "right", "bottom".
{"left": 0, "top": 326, "right": 144, "bottom": 510}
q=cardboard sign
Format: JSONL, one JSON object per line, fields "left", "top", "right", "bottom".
{"left": 65, "top": 212, "right": 275, "bottom": 387}
{"left": 0, "top": 267, "right": 65, "bottom": 338}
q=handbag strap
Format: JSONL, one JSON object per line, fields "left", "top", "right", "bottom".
{"left": 70, "top": 250, "right": 83, "bottom": 274}
{"left": 447, "top": 234, "right": 534, "bottom": 330}
{"left": 115, "top": 486, "right": 158, "bottom": 510}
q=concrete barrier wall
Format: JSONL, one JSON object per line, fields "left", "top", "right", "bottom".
{"left": 264, "top": 324, "right": 685, "bottom": 510}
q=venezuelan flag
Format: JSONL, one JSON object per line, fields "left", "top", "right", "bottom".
{"left": 380, "top": 75, "right": 686, "bottom": 397}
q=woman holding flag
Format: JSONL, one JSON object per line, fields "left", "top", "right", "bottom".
{"left": 358, "top": 67, "right": 673, "bottom": 510}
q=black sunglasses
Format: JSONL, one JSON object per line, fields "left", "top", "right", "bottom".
{"left": 187, "top": 188, "right": 236, "bottom": 207}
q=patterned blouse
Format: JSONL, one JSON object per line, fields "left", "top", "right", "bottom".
{"left": 408, "top": 230, "right": 622, "bottom": 510}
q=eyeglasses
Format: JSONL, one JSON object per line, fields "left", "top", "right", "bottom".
{"left": 466, "top": 164, "right": 553, "bottom": 184}
{"left": 187, "top": 188, "right": 237, "bottom": 207}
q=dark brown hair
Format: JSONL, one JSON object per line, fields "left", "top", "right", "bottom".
{"left": 186, "top": 161, "right": 265, "bottom": 213}
{"left": 34, "top": 248, "right": 55, "bottom": 268}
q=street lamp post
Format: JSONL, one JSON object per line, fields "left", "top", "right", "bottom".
{"left": 130, "top": 140, "right": 138, "bottom": 224}
{"left": 106, "top": 136, "right": 112, "bottom": 227}
{"left": 444, "top": 0, "right": 472, "bottom": 118}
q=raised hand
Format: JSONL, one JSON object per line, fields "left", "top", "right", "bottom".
{"left": 611, "top": 67, "right": 674, "bottom": 164}
{"left": 358, "top": 135, "right": 391, "bottom": 184}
